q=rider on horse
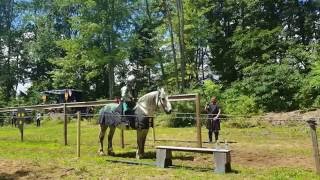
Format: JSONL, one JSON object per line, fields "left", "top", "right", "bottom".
{"left": 120, "top": 74, "right": 137, "bottom": 116}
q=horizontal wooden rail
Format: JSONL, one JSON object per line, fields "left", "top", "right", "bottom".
{"left": 168, "top": 94, "right": 196, "bottom": 102}
{"left": 0, "top": 94, "right": 197, "bottom": 113}
{"left": 0, "top": 100, "right": 117, "bottom": 113}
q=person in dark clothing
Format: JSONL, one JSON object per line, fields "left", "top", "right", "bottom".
{"left": 36, "top": 112, "right": 41, "bottom": 127}
{"left": 205, "top": 96, "right": 221, "bottom": 143}
{"left": 12, "top": 112, "right": 17, "bottom": 127}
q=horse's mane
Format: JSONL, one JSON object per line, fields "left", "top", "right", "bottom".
{"left": 137, "top": 91, "right": 158, "bottom": 105}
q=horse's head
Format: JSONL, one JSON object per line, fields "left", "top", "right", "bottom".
{"left": 157, "top": 88, "right": 172, "bottom": 114}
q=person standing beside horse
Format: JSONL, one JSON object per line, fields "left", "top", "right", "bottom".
{"left": 205, "top": 96, "right": 221, "bottom": 143}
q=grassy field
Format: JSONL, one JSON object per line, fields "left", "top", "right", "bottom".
{"left": 0, "top": 119, "right": 319, "bottom": 179}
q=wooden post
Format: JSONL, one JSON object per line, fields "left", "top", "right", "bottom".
{"left": 307, "top": 118, "right": 320, "bottom": 174}
{"left": 77, "top": 111, "right": 81, "bottom": 158}
{"left": 152, "top": 119, "right": 156, "bottom": 146}
{"left": 120, "top": 130, "right": 124, "bottom": 148}
{"left": 20, "top": 128, "right": 23, "bottom": 142}
{"left": 64, "top": 103, "right": 68, "bottom": 146}
{"left": 195, "top": 93, "right": 202, "bottom": 148}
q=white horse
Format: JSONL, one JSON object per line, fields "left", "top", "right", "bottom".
{"left": 98, "top": 88, "right": 172, "bottom": 159}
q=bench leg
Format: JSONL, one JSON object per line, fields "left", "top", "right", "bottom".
{"left": 156, "top": 149, "right": 172, "bottom": 168}
{"left": 213, "top": 152, "right": 231, "bottom": 173}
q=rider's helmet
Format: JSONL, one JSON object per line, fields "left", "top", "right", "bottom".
{"left": 126, "top": 75, "right": 136, "bottom": 87}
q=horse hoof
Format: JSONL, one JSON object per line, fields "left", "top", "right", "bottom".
{"left": 136, "top": 153, "right": 143, "bottom": 159}
{"left": 98, "top": 151, "right": 106, "bottom": 156}
{"left": 107, "top": 151, "right": 115, "bottom": 156}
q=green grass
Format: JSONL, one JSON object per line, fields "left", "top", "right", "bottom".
{"left": 0, "top": 119, "right": 319, "bottom": 179}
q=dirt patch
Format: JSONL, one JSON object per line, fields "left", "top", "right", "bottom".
{"left": 232, "top": 149, "right": 313, "bottom": 170}
{"left": 173, "top": 148, "right": 313, "bottom": 171}
{"left": 264, "top": 109, "right": 320, "bottom": 125}
{"left": 0, "top": 159, "right": 77, "bottom": 180}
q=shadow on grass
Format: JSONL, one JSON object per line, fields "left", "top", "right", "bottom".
{"left": 0, "top": 170, "right": 30, "bottom": 180}
{"left": 112, "top": 151, "right": 195, "bottom": 161}
{"left": 172, "top": 165, "right": 240, "bottom": 174}
{"left": 112, "top": 151, "right": 156, "bottom": 159}
{"left": 105, "top": 159, "right": 240, "bottom": 174}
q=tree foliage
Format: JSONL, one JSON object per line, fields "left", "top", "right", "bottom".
{"left": 0, "top": 0, "right": 319, "bottom": 114}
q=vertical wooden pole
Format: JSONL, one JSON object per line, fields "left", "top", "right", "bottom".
{"left": 120, "top": 130, "right": 124, "bottom": 148}
{"left": 307, "top": 118, "right": 320, "bottom": 174}
{"left": 195, "top": 93, "right": 202, "bottom": 148}
{"left": 77, "top": 111, "right": 81, "bottom": 158}
{"left": 64, "top": 103, "right": 68, "bottom": 146}
{"left": 152, "top": 118, "right": 156, "bottom": 146}
{"left": 20, "top": 128, "right": 23, "bottom": 142}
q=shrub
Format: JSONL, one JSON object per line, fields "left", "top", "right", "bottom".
{"left": 221, "top": 86, "right": 261, "bottom": 115}
{"left": 225, "top": 117, "right": 266, "bottom": 128}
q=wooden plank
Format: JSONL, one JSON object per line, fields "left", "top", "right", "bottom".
{"left": 77, "top": 112, "right": 81, "bottom": 158}
{"left": 120, "top": 130, "right": 124, "bottom": 148}
{"left": 0, "top": 94, "right": 195, "bottom": 113}
{"left": 64, "top": 103, "right": 68, "bottom": 146}
{"left": 168, "top": 98, "right": 196, "bottom": 102}
{"left": 195, "top": 93, "right": 202, "bottom": 148}
{"left": 168, "top": 94, "right": 196, "bottom": 102}
{"left": 0, "top": 100, "right": 116, "bottom": 112}
{"left": 307, "top": 118, "right": 320, "bottom": 174}
{"left": 156, "top": 146, "right": 230, "bottom": 153}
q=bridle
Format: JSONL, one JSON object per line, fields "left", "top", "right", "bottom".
{"left": 135, "top": 90, "right": 167, "bottom": 116}
{"left": 156, "top": 90, "right": 166, "bottom": 112}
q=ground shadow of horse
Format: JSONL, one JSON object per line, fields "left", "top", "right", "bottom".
{"left": 0, "top": 170, "right": 30, "bottom": 180}
{"left": 112, "top": 151, "right": 156, "bottom": 159}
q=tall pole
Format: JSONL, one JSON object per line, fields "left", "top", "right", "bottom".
{"left": 77, "top": 111, "right": 81, "bottom": 158}
{"left": 152, "top": 118, "right": 156, "bottom": 146}
{"left": 64, "top": 103, "right": 68, "bottom": 146}
{"left": 307, "top": 118, "right": 320, "bottom": 174}
{"left": 120, "top": 130, "right": 124, "bottom": 148}
{"left": 195, "top": 93, "right": 202, "bottom": 147}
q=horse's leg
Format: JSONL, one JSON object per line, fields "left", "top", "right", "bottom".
{"left": 136, "top": 129, "right": 143, "bottom": 159}
{"left": 107, "top": 126, "right": 116, "bottom": 156}
{"left": 98, "top": 124, "right": 108, "bottom": 156}
{"left": 141, "top": 129, "right": 149, "bottom": 155}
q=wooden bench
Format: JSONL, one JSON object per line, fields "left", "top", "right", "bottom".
{"left": 156, "top": 146, "right": 231, "bottom": 173}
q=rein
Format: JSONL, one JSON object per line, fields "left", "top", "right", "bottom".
{"left": 135, "top": 91, "right": 165, "bottom": 116}
{"left": 156, "top": 90, "right": 166, "bottom": 112}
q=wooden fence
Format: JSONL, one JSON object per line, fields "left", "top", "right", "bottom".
{"left": 0, "top": 93, "right": 203, "bottom": 148}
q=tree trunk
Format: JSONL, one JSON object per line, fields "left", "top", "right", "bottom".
{"left": 145, "top": 0, "right": 151, "bottom": 21}
{"left": 107, "top": 0, "right": 115, "bottom": 99}
{"left": 108, "top": 64, "right": 114, "bottom": 98}
{"left": 176, "top": 0, "right": 186, "bottom": 92}
{"left": 164, "top": 0, "right": 179, "bottom": 89}
{"left": 201, "top": 48, "right": 205, "bottom": 81}
{"left": 158, "top": 54, "right": 166, "bottom": 80}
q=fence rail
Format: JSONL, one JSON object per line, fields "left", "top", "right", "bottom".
{"left": 0, "top": 94, "right": 203, "bottom": 147}
{"left": 0, "top": 94, "right": 198, "bottom": 113}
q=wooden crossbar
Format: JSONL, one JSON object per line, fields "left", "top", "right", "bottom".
{"left": 156, "top": 146, "right": 230, "bottom": 153}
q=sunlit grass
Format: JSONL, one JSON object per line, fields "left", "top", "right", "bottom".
{"left": 0, "top": 119, "right": 319, "bottom": 179}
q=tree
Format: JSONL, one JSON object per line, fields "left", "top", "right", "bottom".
{"left": 238, "top": 63, "right": 303, "bottom": 111}
{"left": 175, "top": 0, "right": 186, "bottom": 92}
